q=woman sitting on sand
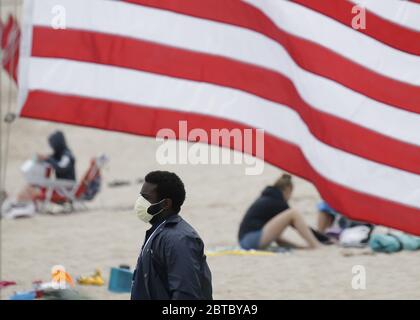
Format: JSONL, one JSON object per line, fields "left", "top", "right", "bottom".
{"left": 238, "top": 174, "right": 323, "bottom": 250}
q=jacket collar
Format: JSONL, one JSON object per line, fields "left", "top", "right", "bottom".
{"left": 143, "top": 214, "right": 181, "bottom": 250}
{"left": 164, "top": 214, "right": 182, "bottom": 225}
{"left": 150, "top": 213, "right": 181, "bottom": 227}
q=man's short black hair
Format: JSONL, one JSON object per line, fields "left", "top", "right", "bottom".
{"left": 145, "top": 171, "right": 186, "bottom": 213}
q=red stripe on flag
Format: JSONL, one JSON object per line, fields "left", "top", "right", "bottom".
{"left": 20, "top": 90, "right": 420, "bottom": 235}
{"left": 123, "top": 0, "right": 420, "bottom": 115}
{"left": 31, "top": 27, "right": 420, "bottom": 175}
{"left": 291, "top": 0, "right": 420, "bottom": 55}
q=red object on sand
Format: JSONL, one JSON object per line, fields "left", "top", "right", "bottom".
{"left": 0, "top": 281, "right": 17, "bottom": 289}
{"left": 35, "top": 290, "right": 44, "bottom": 299}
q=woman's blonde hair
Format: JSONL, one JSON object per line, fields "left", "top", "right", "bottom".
{"left": 274, "top": 173, "right": 293, "bottom": 191}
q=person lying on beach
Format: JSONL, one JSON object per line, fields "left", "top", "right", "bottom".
{"left": 317, "top": 200, "right": 374, "bottom": 239}
{"left": 317, "top": 201, "right": 337, "bottom": 233}
{"left": 238, "top": 174, "right": 327, "bottom": 250}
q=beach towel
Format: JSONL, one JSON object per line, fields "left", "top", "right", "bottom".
{"left": 205, "top": 246, "right": 290, "bottom": 257}
{"left": 369, "top": 234, "right": 420, "bottom": 253}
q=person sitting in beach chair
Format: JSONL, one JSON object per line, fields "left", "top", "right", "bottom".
{"left": 2, "top": 130, "right": 107, "bottom": 216}
{"left": 32, "top": 129, "right": 76, "bottom": 192}
{"left": 32, "top": 153, "right": 107, "bottom": 212}
{"left": 2, "top": 130, "right": 76, "bottom": 217}
{"left": 238, "top": 174, "right": 328, "bottom": 250}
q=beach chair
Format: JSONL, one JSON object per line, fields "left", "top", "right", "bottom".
{"left": 32, "top": 154, "right": 108, "bottom": 213}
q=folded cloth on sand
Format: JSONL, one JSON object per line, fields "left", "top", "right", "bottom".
{"left": 1, "top": 200, "right": 36, "bottom": 219}
{"left": 369, "top": 234, "right": 420, "bottom": 253}
{"left": 399, "top": 234, "right": 420, "bottom": 250}
{"left": 339, "top": 225, "right": 372, "bottom": 248}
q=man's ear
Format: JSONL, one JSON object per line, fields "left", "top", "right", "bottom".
{"left": 164, "top": 198, "right": 173, "bottom": 211}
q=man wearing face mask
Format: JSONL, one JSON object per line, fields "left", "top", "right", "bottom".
{"left": 131, "top": 171, "right": 212, "bottom": 300}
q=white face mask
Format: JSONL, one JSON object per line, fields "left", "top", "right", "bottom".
{"left": 134, "top": 196, "right": 164, "bottom": 223}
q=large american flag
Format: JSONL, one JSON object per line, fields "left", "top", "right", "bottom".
{"left": 16, "top": 0, "right": 420, "bottom": 234}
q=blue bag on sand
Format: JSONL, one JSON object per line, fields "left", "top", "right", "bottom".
{"left": 108, "top": 267, "right": 133, "bottom": 293}
{"left": 397, "top": 234, "right": 420, "bottom": 251}
{"left": 369, "top": 234, "right": 420, "bottom": 253}
{"left": 10, "top": 291, "right": 36, "bottom": 300}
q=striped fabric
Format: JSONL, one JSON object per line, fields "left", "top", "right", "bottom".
{"left": 1, "top": 14, "right": 20, "bottom": 82}
{"left": 17, "top": 0, "right": 420, "bottom": 234}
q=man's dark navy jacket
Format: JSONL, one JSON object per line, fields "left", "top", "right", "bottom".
{"left": 131, "top": 214, "right": 213, "bottom": 300}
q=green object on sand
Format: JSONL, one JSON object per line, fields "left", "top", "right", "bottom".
{"left": 369, "top": 234, "right": 420, "bottom": 253}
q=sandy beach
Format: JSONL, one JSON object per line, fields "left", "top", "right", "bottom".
{"left": 1, "top": 105, "right": 420, "bottom": 300}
